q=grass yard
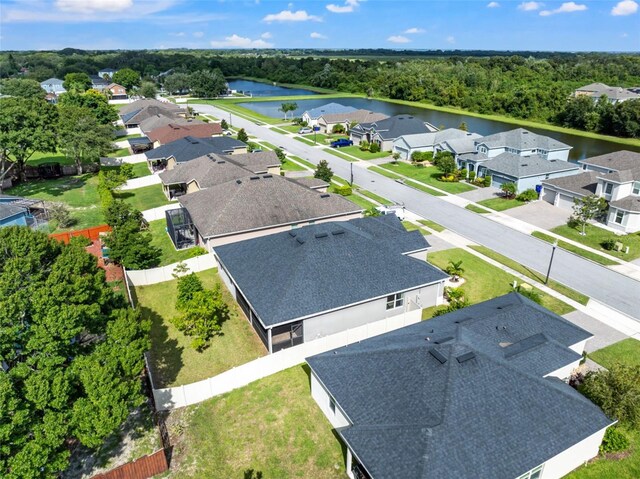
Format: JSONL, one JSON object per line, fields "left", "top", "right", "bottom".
{"left": 469, "top": 245, "right": 589, "bottom": 305}
{"left": 289, "top": 155, "right": 316, "bottom": 169}
{"left": 147, "top": 220, "right": 200, "bottom": 267}
{"left": 325, "top": 148, "right": 358, "bottom": 162}
{"left": 477, "top": 197, "right": 526, "bottom": 211}
{"left": 293, "top": 136, "right": 316, "bottom": 146}
{"left": 354, "top": 187, "right": 391, "bottom": 205}
{"left": 402, "top": 220, "right": 431, "bottom": 236}
{"left": 589, "top": 338, "right": 640, "bottom": 369}
{"left": 465, "top": 204, "right": 491, "bottom": 214}
{"left": 109, "top": 147, "right": 131, "bottom": 158}
{"left": 169, "top": 365, "right": 345, "bottom": 479}
{"left": 379, "top": 162, "right": 474, "bottom": 194}
{"left": 133, "top": 269, "right": 266, "bottom": 388}
{"left": 27, "top": 150, "right": 74, "bottom": 166}
{"left": 101, "top": 162, "right": 151, "bottom": 179}
{"left": 281, "top": 159, "right": 307, "bottom": 172}
{"left": 190, "top": 100, "right": 282, "bottom": 125}
{"left": 426, "top": 248, "right": 574, "bottom": 317}
{"left": 418, "top": 219, "right": 445, "bottom": 232}
{"left": 550, "top": 224, "right": 640, "bottom": 261}
{"left": 368, "top": 166, "right": 444, "bottom": 196}
{"left": 113, "top": 184, "right": 170, "bottom": 212}
{"left": 274, "top": 124, "right": 301, "bottom": 134}
{"left": 338, "top": 145, "right": 391, "bottom": 160}
{"left": 532, "top": 231, "right": 617, "bottom": 266}
{"left": 6, "top": 174, "right": 104, "bottom": 230}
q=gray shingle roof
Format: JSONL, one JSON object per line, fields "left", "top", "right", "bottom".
{"left": 215, "top": 215, "right": 447, "bottom": 327}
{"left": 397, "top": 129, "right": 480, "bottom": 149}
{"left": 119, "top": 99, "right": 182, "bottom": 116}
{"left": 476, "top": 128, "right": 572, "bottom": 152}
{"left": 146, "top": 136, "right": 247, "bottom": 163}
{"left": 288, "top": 177, "right": 330, "bottom": 190}
{"left": 353, "top": 115, "right": 433, "bottom": 140}
{"left": 320, "top": 109, "right": 388, "bottom": 125}
{"left": 610, "top": 196, "right": 640, "bottom": 213}
{"left": 303, "top": 102, "right": 357, "bottom": 119}
{"left": 307, "top": 293, "right": 610, "bottom": 479}
{"left": 179, "top": 174, "right": 361, "bottom": 240}
{"left": 576, "top": 83, "right": 640, "bottom": 101}
{"left": 441, "top": 137, "right": 480, "bottom": 155}
{"left": 598, "top": 166, "right": 640, "bottom": 183}
{"left": 225, "top": 151, "right": 281, "bottom": 171}
{"left": 542, "top": 171, "right": 598, "bottom": 196}
{"left": 159, "top": 155, "right": 249, "bottom": 187}
{"left": 482, "top": 153, "right": 579, "bottom": 179}
{"left": 579, "top": 150, "right": 640, "bottom": 172}
{"left": 139, "top": 114, "right": 196, "bottom": 134}
{"left": 121, "top": 105, "right": 182, "bottom": 126}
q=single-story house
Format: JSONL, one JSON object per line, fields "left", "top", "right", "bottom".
{"left": 107, "top": 83, "right": 127, "bottom": 100}
{"left": 473, "top": 128, "right": 572, "bottom": 162}
{"left": 541, "top": 150, "right": 640, "bottom": 233}
{"left": 139, "top": 114, "right": 197, "bottom": 135}
{"left": 0, "top": 195, "right": 48, "bottom": 229}
{"left": 98, "top": 68, "right": 118, "bottom": 79}
{"left": 145, "top": 136, "right": 247, "bottom": 171}
{"left": 159, "top": 152, "right": 281, "bottom": 199}
{"left": 392, "top": 128, "right": 481, "bottom": 160}
{"left": 317, "top": 110, "right": 388, "bottom": 134}
{"left": 301, "top": 103, "right": 357, "bottom": 127}
{"left": 119, "top": 99, "right": 183, "bottom": 117}
{"left": 307, "top": 292, "right": 613, "bottom": 479}
{"left": 574, "top": 82, "right": 640, "bottom": 105}
{"left": 147, "top": 122, "right": 223, "bottom": 147}
{"left": 435, "top": 136, "right": 479, "bottom": 157}
{"left": 40, "top": 77, "right": 66, "bottom": 95}
{"left": 350, "top": 115, "right": 437, "bottom": 151}
{"left": 127, "top": 136, "right": 153, "bottom": 154}
{"left": 215, "top": 215, "right": 447, "bottom": 353}
{"left": 169, "top": 174, "right": 362, "bottom": 252}
{"left": 120, "top": 105, "right": 183, "bottom": 129}
{"left": 475, "top": 152, "right": 580, "bottom": 192}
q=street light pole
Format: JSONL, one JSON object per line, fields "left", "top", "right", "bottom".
{"left": 545, "top": 240, "right": 558, "bottom": 285}
{"left": 229, "top": 113, "right": 232, "bottom": 127}
{"left": 350, "top": 163, "right": 354, "bottom": 186}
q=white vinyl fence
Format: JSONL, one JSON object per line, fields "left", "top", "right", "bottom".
{"left": 153, "top": 310, "right": 421, "bottom": 411}
{"left": 121, "top": 174, "right": 162, "bottom": 190}
{"left": 125, "top": 254, "right": 217, "bottom": 286}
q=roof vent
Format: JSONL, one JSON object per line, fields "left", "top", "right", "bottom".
{"left": 314, "top": 232, "right": 329, "bottom": 239}
{"left": 434, "top": 336, "right": 454, "bottom": 345}
{"left": 217, "top": 160, "right": 226, "bottom": 164}
{"left": 249, "top": 176, "right": 260, "bottom": 180}
{"left": 429, "top": 348, "right": 448, "bottom": 364}
{"left": 236, "top": 179, "right": 242, "bottom": 184}
{"left": 521, "top": 164, "right": 528, "bottom": 167}
{"left": 263, "top": 174, "right": 273, "bottom": 179}
{"left": 320, "top": 194, "right": 330, "bottom": 198}
{"left": 331, "top": 229, "right": 344, "bottom": 236}
{"left": 296, "top": 237, "right": 305, "bottom": 245}
{"left": 523, "top": 131, "right": 529, "bottom": 134}
{"left": 456, "top": 351, "right": 476, "bottom": 363}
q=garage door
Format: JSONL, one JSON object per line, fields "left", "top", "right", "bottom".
{"left": 395, "top": 147, "right": 409, "bottom": 160}
{"left": 491, "top": 175, "right": 511, "bottom": 188}
{"left": 542, "top": 188, "right": 556, "bottom": 205}
{"left": 557, "top": 194, "right": 574, "bottom": 209}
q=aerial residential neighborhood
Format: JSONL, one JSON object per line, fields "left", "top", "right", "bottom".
{"left": 1, "top": 2, "right": 640, "bottom": 479}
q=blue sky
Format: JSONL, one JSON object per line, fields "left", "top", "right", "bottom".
{"left": 0, "top": 0, "right": 638, "bottom": 51}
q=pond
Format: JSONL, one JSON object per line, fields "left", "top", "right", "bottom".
{"left": 227, "top": 79, "right": 318, "bottom": 97}
{"left": 238, "top": 96, "right": 640, "bottom": 161}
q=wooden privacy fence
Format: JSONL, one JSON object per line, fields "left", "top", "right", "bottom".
{"left": 90, "top": 449, "right": 168, "bottom": 479}
{"left": 49, "top": 224, "right": 112, "bottom": 244}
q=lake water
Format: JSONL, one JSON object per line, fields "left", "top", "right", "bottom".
{"left": 237, "top": 94, "right": 640, "bottom": 161}
{"left": 227, "top": 79, "right": 318, "bottom": 97}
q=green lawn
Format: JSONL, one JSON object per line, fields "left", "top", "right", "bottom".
{"left": 532, "top": 231, "right": 617, "bottom": 266}
{"left": 289, "top": 155, "right": 316, "bottom": 169}
{"left": 465, "top": 204, "right": 491, "bottom": 214}
{"left": 426, "top": 249, "right": 574, "bottom": 317}
{"left": 368, "top": 166, "right": 444, "bottom": 196}
{"left": 133, "top": 269, "right": 266, "bottom": 388}
{"left": 338, "top": 145, "right": 391, "bottom": 160}
{"left": 325, "top": 148, "right": 358, "bottom": 162}
{"left": 170, "top": 366, "right": 345, "bottom": 478}
{"left": 379, "top": 162, "right": 474, "bottom": 194}
{"left": 274, "top": 124, "right": 301, "bottom": 134}
{"left": 469, "top": 245, "right": 590, "bottom": 305}
{"left": 477, "top": 197, "right": 526, "bottom": 211}
{"left": 355, "top": 187, "right": 391, "bottom": 205}
{"left": 109, "top": 147, "right": 131, "bottom": 158}
{"left": 281, "top": 159, "right": 307, "bottom": 172}
{"left": 27, "top": 150, "right": 74, "bottom": 166}
{"left": 101, "top": 162, "right": 151, "bottom": 179}
{"left": 418, "top": 219, "right": 445, "bottom": 232}
{"left": 293, "top": 136, "right": 316, "bottom": 146}
{"left": 116, "top": 133, "right": 142, "bottom": 140}
{"left": 550, "top": 224, "right": 640, "bottom": 261}
{"left": 113, "top": 184, "right": 170, "bottom": 212}
{"left": 402, "top": 220, "right": 431, "bottom": 236}
{"left": 589, "top": 338, "right": 640, "bottom": 369}
{"left": 5, "top": 174, "right": 104, "bottom": 231}
{"left": 190, "top": 100, "right": 282, "bottom": 125}
{"left": 147, "top": 220, "right": 200, "bottom": 267}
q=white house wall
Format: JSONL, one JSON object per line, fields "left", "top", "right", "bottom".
{"left": 310, "top": 372, "right": 350, "bottom": 429}
{"left": 546, "top": 359, "right": 581, "bottom": 380}
{"left": 547, "top": 150, "right": 570, "bottom": 162}
{"left": 538, "top": 426, "right": 610, "bottom": 479}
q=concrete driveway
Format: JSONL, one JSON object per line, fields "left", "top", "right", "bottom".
{"left": 562, "top": 310, "right": 627, "bottom": 353}
{"left": 503, "top": 201, "right": 571, "bottom": 230}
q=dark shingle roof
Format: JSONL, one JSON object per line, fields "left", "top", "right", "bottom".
{"left": 579, "top": 150, "right": 640, "bottom": 172}
{"left": 482, "top": 153, "right": 579, "bottom": 179}
{"left": 145, "top": 136, "right": 247, "bottom": 163}
{"left": 476, "top": 128, "right": 571, "bottom": 152}
{"left": 179, "top": 174, "right": 361, "bottom": 241}
{"left": 216, "top": 215, "right": 447, "bottom": 327}
{"left": 354, "top": 115, "right": 433, "bottom": 140}
{"left": 307, "top": 293, "right": 610, "bottom": 479}
{"left": 159, "top": 155, "right": 253, "bottom": 188}
{"left": 542, "top": 171, "right": 599, "bottom": 196}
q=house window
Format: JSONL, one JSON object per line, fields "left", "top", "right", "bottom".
{"left": 386, "top": 293, "right": 404, "bottom": 310}
{"left": 615, "top": 210, "right": 625, "bottom": 224}
{"left": 329, "top": 397, "right": 336, "bottom": 414}
{"left": 633, "top": 182, "right": 640, "bottom": 195}
{"left": 517, "top": 465, "right": 544, "bottom": 479}
{"left": 605, "top": 183, "right": 613, "bottom": 195}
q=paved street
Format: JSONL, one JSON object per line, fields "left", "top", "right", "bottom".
{"left": 194, "top": 104, "right": 640, "bottom": 321}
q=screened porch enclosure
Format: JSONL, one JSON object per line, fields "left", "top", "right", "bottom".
{"left": 165, "top": 207, "right": 197, "bottom": 250}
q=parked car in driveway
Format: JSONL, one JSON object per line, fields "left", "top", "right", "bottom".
{"left": 330, "top": 138, "right": 353, "bottom": 148}
{"left": 298, "top": 127, "right": 313, "bottom": 134}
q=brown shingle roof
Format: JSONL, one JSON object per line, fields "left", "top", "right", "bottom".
{"left": 541, "top": 171, "right": 599, "bottom": 197}
{"left": 147, "top": 123, "right": 223, "bottom": 145}
{"left": 579, "top": 150, "right": 640, "bottom": 172}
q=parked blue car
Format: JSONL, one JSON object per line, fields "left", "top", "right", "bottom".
{"left": 330, "top": 138, "right": 353, "bottom": 148}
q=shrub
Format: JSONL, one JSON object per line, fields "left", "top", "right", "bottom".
{"left": 411, "top": 151, "right": 433, "bottom": 164}
{"left": 332, "top": 185, "right": 352, "bottom": 196}
{"left": 601, "top": 239, "right": 617, "bottom": 251}
{"left": 369, "top": 143, "right": 381, "bottom": 153}
{"left": 359, "top": 140, "right": 370, "bottom": 151}
{"left": 567, "top": 215, "right": 581, "bottom": 229}
{"left": 483, "top": 176, "right": 492, "bottom": 187}
{"left": 599, "top": 427, "right": 630, "bottom": 454}
{"left": 515, "top": 284, "right": 542, "bottom": 304}
{"left": 432, "top": 298, "right": 469, "bottom": 317}
{"left": 501, "top": 182, "right": 517, "bottom": 199}
{"left": 363, "top": 206, "right": 381, "bottom": 217}
{"left": 274, "top": 148, "right": 286, "bottom": 163}
{"left": 119, "top": 163, "right": 135, "bottom": 179}
{"left": 186, "top": 246, "right": 208, "bottom": 258}
{"left": 469, "top": 171, "right": 476, "bottom": 181}
{"left": 220, "top": 119, "right": 228, "bottom": 130}
{"left": 314, "top": 160, "right": 334, "bottom": 183}
{"left": 49, "top": 202, "right": 75, "bottom": 228}
{"left": 459, "top": 168, "right": 468, "bottom": 179}
{"left": 516, "top": 189, "right": 538, "bottom": 202}
{"left": 236, "top": 128, "right": 249, "bottom": 143}
{"left": 331, "top": 124, "right": 346, "bottom": 134}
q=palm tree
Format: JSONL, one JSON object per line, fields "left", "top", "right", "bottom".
{"left": 446, "top": 260, "right": 464, "bottom": 282}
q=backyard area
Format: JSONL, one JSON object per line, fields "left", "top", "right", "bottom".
{"left": 549, "top": 224, "right": 640, "bottom": 261}
{"left": 132, "top": 269, "right": 266, "bottom": 388}
{"left": 378, "top": 162, "right": 474, "bottom": 194}
{"left": 113, "top": 184, "right": 171, "bottom": 212}
{"left": 147, "top": 219, "right": 202, "bottom": 267}
{"left": 167, "top": 365, "right": 345, "bottom": 479}
{"left": 426, "top": 248, "right": 574, "bottom": 318}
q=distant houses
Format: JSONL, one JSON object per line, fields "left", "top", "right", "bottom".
{"left": 145, "top": 136, "right": 248, "bottom": 171}
{"left": 350, "top": 114, "right": 437, "bottom": 151}
{"left": 573, "top": 82, "right": 640, "bottom": 105}
{"left": 301, "top": 102, "right": 357, "bottom": 127}
{"left": 317, "top": 110, "right": 388, "bottom": 134}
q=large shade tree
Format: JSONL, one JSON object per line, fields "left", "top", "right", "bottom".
{"left": 0, "top": 78, "right": 46, "bottom": 99}
{"left": 189, "top": 69, "right": 227, "bottom": 98}
{"left": 0, "top": 227, "right": 150, "bottom": 478}
{"left": 58, "top": 90, "right": 118, "bottom": 125}
{"left": 112, "top": 68, "right": 141, "bottom": 91}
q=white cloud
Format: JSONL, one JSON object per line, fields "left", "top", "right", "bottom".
{"left": 446, "top": 35, "right": 456, "bottom": 44}
{"left": 621, "top": 32, "right": 629, "bottom": 37}
{"left": 611, "top": 0, "right": 638, "bottom": 15}
{"left": 326, "top": 0, "right": 361, "bottom": 13}
{"left": 518, "top": 1, "right": 543, "bottom": 11}
{"left": 210, "top": 33, "right": 273, "bottom": 48}
{"left": 261, "top": 32, "right": 272, "bottom": 39}
{"left": 487, "top": 1, "right": 500, "bottom": 7}
{"left": 310, "top": 32, "right": 328, "bottom": 39}
{"left": 387, "top": 35, "right": 410, "bottom": 44}
{"left": 404, "top": 27, "right": 425, "bottom": 34}
{"left": 539, "top": 2, "right": 586, "bottom": 16}
{"left": 263, "top": 10, "right": 322, "bottom": 22}
{"left": 193, "top": 31, "right": 204, "bottom": 38}
{"left": 55, "top": 0, "right": 133, "bottom": 13}
{"left": 170, "top": 31, "right": 186, "bottom": 36}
